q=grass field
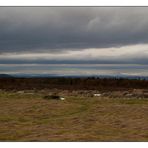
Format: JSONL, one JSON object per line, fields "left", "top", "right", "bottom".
{"left": 0, "top": 90, "right": 148, "bottom": 141}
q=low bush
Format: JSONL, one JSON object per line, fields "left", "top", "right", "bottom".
{"left": 43, "top": 95, "right": 60, "bottom": 100}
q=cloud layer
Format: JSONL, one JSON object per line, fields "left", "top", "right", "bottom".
{"left": 1, "top": 7, "right": 148, "bottom": 66}
{"left": 0, "top": 7, "right": 148, "bottom": 53}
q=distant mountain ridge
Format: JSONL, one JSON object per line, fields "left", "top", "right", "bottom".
{"left": 0, "top": 74, "right": 13, "bottom": 78}
{"left": 0, "top": 73, "right": 148, "bottom": 80}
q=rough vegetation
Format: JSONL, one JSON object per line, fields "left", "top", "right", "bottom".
{"left": 0, "top": 77, "right": 148, "bottom": 91}
{"left": 0, "top": 78, "right": 148, "bottom": 141}
{"left": 43, "top": 95, "right": 61, "bottom": 100}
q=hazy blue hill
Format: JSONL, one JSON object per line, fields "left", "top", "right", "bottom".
{"left": 8, "top": 73, "right": 148, "bottom": 80}
{"left": 0, "top": 74, "right": 13, "bottom": 78}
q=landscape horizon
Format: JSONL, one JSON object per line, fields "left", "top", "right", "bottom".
{"left": 0, "top": 7, "right": 148, "bottom": 142}
{"left": 1, "top": 63, "right": 148, "bottom": 79}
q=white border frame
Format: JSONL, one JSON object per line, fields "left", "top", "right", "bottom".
{"left": 0, "top": 0, "right": 148, "bottom": 6}
{"left": 0, "top": 2, "right": 148, "bottom": 148}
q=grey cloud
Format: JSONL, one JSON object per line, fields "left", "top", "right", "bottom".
{"left": 0, "top": 56, "right": 148, "bottom": 65}
{"left": 1, "top": 7, "right": 148, "bottom": 53}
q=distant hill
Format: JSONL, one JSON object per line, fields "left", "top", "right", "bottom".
{"left": 0, "top": 74, "right": 13, "bottom": 78}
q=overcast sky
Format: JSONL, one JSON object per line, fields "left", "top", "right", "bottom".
{"left": 1, "top": 7, "right": 148, "bottom": 74}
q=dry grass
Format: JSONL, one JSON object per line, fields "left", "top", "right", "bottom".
{"left": 0, "top": 90, "right": 148, "bottom": 141}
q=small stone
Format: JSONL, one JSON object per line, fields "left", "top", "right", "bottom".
{"left": 60, "top": 97, "right": 65, "bottom": 101}
{"left": 94, "top": 94, "right": 101, "bottom": 97}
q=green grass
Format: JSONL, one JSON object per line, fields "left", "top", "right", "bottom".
{"left": 0, "top": 90, "right": 148, "bottom": 141}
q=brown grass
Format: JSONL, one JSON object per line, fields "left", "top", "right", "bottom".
{"left": 0, "top": 90, "right": 148, "bottom": 141}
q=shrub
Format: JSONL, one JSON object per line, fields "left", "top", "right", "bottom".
{"left": 43, "top": 95, "right": 60, "bottom": 100}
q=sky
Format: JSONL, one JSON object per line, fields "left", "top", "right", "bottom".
{"left": 1, "top": 7, "right": 148, "bottom": 75}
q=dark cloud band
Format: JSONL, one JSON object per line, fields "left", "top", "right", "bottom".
{"left": 0, "top": 7, "right": 148, "bottom": 53}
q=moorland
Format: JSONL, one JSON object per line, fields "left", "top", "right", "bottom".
{"left": 0, "top": 77, "right": 148, "bottom": 141}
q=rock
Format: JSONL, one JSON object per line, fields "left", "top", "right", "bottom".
{"left": 125, "top": 93, "right": 133, "bottom": 97}
{"left": 17, "top": 91, "right": 24, "bottom": 94}
{"left": 60, "top": 97, "right": 65, "bottom": 101}
{"left": 94, "top": 93, "right": 101, "bottom": 97}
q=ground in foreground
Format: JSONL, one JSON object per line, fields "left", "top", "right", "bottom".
{"left": 0, "top": 90, "right": 148, "bottom": 141}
